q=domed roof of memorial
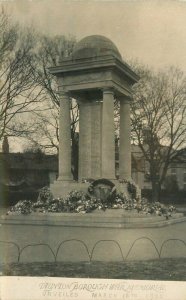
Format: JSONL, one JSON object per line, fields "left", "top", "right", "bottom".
{"left": 72, "top": 35, "right": 122, "bottom": 59}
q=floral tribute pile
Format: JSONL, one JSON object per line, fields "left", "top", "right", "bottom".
{"left": 7, "top": 183, "right": 176, "bottom": 219}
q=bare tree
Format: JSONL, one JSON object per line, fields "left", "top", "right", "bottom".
{"left": 131, "top": 65, "right": 186, "bottom": 201}
{"left": 25, "top": 34, "right": 79, "bottom": 177}
{"left": 33, "top": 35, "right": 76, "bottom": 105}
{"left": 27, "top": 34, "right": 78, "bottom": 147}
{"left": 0, "top": 9, "right": 44, "bottom": 141}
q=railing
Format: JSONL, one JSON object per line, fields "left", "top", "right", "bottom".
{"left": 0, "top": 237, "right": 186, "bottom": 263}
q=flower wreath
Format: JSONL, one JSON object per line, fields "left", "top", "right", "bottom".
{"left": 87, "top": 178, "right": 116, "bottom": 204}
{"left": 119, "top": 178, "right": 139, "bottom": 200}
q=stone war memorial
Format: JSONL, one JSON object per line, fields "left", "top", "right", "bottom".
{"left": 50, "top": 35, "right": 138, "bottom": 199}
{"left": 1, "top": 35, "right": 186, "bottom": 263}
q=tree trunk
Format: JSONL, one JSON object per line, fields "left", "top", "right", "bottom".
{"left": 151, "top": 179, "right": 160, "bottom": 202}
{"left": 72, "top": 139, "right": 78, "bottom": 180}
{"left": 71, "top": 130, "right": 79, "bottom": 180}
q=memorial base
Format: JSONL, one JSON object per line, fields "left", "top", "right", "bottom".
{"left": 50, "top": 180, "right": 90, "bottom": 198}
{"left": 1, "top": 211, "right": 186, "bottom": 263}
{"left": 50, "top": 179, "right": 134, "bottom": 199}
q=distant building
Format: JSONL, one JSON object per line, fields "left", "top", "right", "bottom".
{"left": 2, "top": 136, "right": 9, "bottom": 154}
{"left": 166, "top": 148, "right": 186, "bottom": 191}
{"left": 0, "top": 152, "right": 58, "bottom": 194}
{"left": 0, "top": 147, "right": 185, "bottom": 198}
{"left": 130, "top": 146, "right": 186, "bottom": 191}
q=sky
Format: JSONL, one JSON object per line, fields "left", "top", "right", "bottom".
{"left": 2, "top": 0, "right": 186, "bottom": 151}
{"left": 5, "top": 0, "right": 186, "bottom": 70}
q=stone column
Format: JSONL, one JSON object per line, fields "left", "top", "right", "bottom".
{"left": 119, "top": 97, "right": 131, "bottom": 180}
{"left": 58, "top": 91, "right": 73, "bottom": 181}
{"left": 101, "top": 88, "right": 115, "bottom": 179}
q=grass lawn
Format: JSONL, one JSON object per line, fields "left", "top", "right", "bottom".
{"left": 1, "top": 258, "right": 186, "bottom": 280}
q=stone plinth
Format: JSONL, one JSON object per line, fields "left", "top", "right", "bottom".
{"left": 50, "top": 181, "right": 90, "bottom": 198}
{"left": 78, "top": 99, "right": 102, "bottom": 181}
{"left": 91, "top": 101, "right": 102, "bottom": 178}
{"left": 50, "top": 179, "right": 131, "bottom": 200}
{"left": 78, "top": 99, "right": 92, "bottom": 180}
{"left": 101, "top": 89, "right": 115, "bottom": 179}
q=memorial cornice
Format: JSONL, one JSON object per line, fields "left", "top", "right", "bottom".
{"left": 49, "top": 55, "right": 139, "bottom": 85}
{"left": 61, "top": 79, "right": 131, "bottom": 97}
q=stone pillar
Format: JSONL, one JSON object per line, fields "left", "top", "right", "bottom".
{"left": 119, "top": 97, "right": 131, "bottom": 180}
{"left": 101, "top": 88, "right": 115, "bottom": 179}
{"left": 78, "top": 99, "right": 92, "bottom": 181}
{"left": 58, "top": 91, "right": 73, "bottom": 181}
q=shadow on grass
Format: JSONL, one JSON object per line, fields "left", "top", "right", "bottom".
{"left": 1, "top": 258, "right": 186, "bottom": 281}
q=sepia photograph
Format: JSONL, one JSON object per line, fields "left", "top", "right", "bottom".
{"left": 0, "top": 0, "right": 186, "bottom": 299}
